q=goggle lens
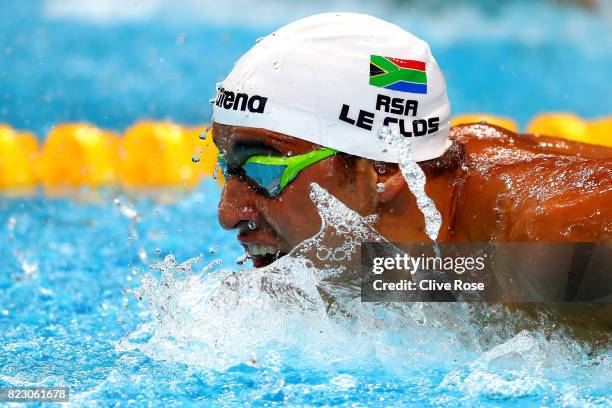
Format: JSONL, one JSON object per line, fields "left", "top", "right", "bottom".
{"left": 217, "top": 155, "right": 286, "bottom": 197}
{"left": 242, "top": 161, "right": 287, "bottom": 197}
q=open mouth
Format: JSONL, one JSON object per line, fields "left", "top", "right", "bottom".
{"left": 245, "top": 244, "right": 287, "bottom": 267}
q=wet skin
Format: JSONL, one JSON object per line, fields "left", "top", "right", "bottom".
{"left": 214, "top": 122, "right": 611, "bottom": 265}
{"left": 214, "top": 123, "right": 380, "bottom": 267}
{"left": 214, "top": 122, "right": 612, "bottom": 330}
{"left": 450, "top": 123, "right": 612, "bottom": 242}
{"left": 449, "top": 125, "right": 612, "bottom": 331}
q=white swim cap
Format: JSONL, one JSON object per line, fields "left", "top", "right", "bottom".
{"left": 213, "top": 13, "right": 451, "bottom": 163}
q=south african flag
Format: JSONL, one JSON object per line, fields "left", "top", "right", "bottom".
{"left": 369, "top": 55, "right": 427, "bottom": 94}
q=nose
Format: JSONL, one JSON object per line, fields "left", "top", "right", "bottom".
{"left": 218, "top": 177, "right": 261, "bottom": 230}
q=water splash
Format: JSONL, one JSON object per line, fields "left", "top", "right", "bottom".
{"left": 113, "top": 197, "right": 141, "bottom": 238}
{"left": 212, "top": 163, "right": 221, "bottom": 180}
{"left": 378, "top": 126, "right": 443, "bottom": 240}
{"left": 118, "top": 184, "right": 462, "bottom": 370}
{"left": 119, "top": 183, "right": 611, "bottom": 404}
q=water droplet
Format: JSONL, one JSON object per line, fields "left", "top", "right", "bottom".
{"left": 199, "top": 132, "right": 207, "bottom": 140}
{"left": 192, "top": 155, "right": 200, "bottom": 163}
{"left": 378, "top": 126, "right": 442, "bottom": 240}
{"left": 208, "top": 247, "right": 217, "bottom": 254}
{"left": 272, "top": 60, "right": 280, "bottom": 70}
{"left": 376, "top": 183, "right": 386, "bottom": 193}
{"left": 363, "top": 214, "right": 378, "bottom": 224}
{"left": 248, "top": 220, "right": 257, "bottom": 230}
{"left": 7, "top": 216, "right": 16, "bottom": 230}
{"left": 155, "top": 248, "right": 161, "bottom": 254}
{"left": 255, "top": 36, "right": 264, "bottom": 44}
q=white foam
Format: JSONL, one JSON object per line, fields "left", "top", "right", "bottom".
{"left": 117, "top": 184, "right": 467, "bottom": 371}
{"left": 119, "top": 183, "right": 611, "bottom": 404}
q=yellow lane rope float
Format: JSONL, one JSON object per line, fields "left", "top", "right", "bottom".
{"left": 527, "top": 113, "right": 612, "bottom": 148}
{"left": 0, "top": 125, "right": 39, "bottom": 189}
{"left": 587, "top": 117, "right": 612, "bottom": 147}
{"left": 0, "top": 114, "right": 609, "bottom": 191}
{"left": 40, "top": 123, "right": 119, "bottom": 188}
{"left": 118, "top": 121, "right": 222, "bottom": 188}
{"left": 120, "top": 121, "right": 194, "bottom": 188}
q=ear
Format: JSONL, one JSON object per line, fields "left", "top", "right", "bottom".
{"left": 377, "top": 170, "right": 405, "bottom": 203}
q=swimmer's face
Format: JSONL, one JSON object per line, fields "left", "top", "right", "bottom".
{"left": 213, "top": 123, "right": 378, "bottom": 268}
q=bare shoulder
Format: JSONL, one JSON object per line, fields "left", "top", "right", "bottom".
{"left": 451, "top": 122, "right": 612, "bottom": 160}
{"left": 449, "top": 124, "right": 612, "bottom": 242}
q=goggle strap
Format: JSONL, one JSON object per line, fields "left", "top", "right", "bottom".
{"left": 280, "top": 148, "right": 337, "bottom": 189}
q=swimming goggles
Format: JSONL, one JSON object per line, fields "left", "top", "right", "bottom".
{"left": 218, "top": 147, "right": 337, "bottom": 197}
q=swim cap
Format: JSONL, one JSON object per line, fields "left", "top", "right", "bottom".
{"left": 213, "top": 13, "right": 451, "bottom": 163}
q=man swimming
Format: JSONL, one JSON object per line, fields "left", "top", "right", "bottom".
{"left": 211, "top": 13, "right": 611, "bottom": 311}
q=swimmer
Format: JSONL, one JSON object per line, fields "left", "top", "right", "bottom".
{"left": 211, "top": 14, "right": 611, "bottom": 323}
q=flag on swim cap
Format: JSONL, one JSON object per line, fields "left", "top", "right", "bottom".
{"left": 213, "top": 13, "right": 451, "bottom": 163}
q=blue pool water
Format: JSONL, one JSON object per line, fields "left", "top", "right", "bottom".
{"left": 2, "top": 0, "right": 612, "bottom": 134}
{"left": 1, "top": 0, "right": 612, "bottom": 406}
{"left": 1, "top": 182, "right": 610, "bottom": 406}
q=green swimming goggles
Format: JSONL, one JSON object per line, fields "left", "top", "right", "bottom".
{"left": 218, "top": 147, "right": 337, "bottom": 197}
